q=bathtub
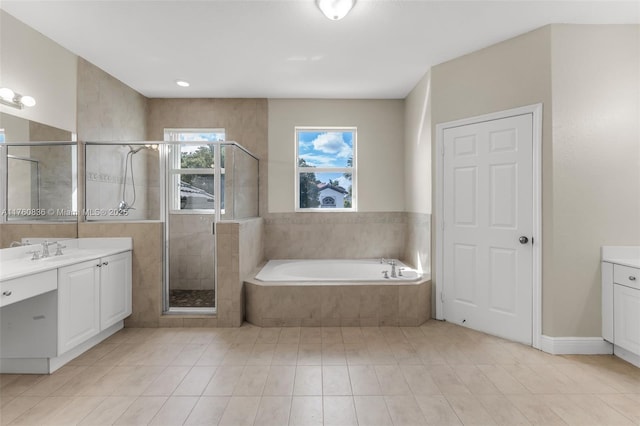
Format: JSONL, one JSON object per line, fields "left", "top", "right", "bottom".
{"left": 255, "top": 259, "right": 421, "bottom": 283}
{"left": 245, "top": 259, "right": 431, "bottom": 327}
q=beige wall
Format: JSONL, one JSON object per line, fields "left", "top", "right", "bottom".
{"left": 76, "top": 59, "right": 162, "bottom": 325}
{"left": 404, "top": 71, "right": 432, "bottom": 215}
{"left": 268, "top": 99, "right": 405, "bottom": 213}
{"left": 403, "top": 70, "right": 433, "bottom": 274}
{"left": 0, "top": 12, "right": 79, "bottom": 247}
{"left": 429, "top": 24, "right": 640, "bottom": 337}
{"left": 431, "top": 26, "right": 554, "bottom": 330}
{"left": 77, "top": 58, "right": 148, "bottom": 142}
{"left": 546, "top": 25, "right": 640, "bottom": 336}
{"left": 429, "top": 22, "right": 555, "bottom": 275}
{"left": 0, "top": 11, "right": 77, "bottom": 133}
{"left": 146, "top": 98, "right": 268, "bottom": 215}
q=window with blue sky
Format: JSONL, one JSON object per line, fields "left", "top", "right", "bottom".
{"left": 296, "top": 127, "right": 356, "bottom": 211}
{"left": 165, "top": 128, "right": 225, "bottom": 212}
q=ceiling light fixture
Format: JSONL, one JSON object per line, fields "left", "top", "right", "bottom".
{"left": 316, "top": 0, "right": 356, "bottom": 20}
{"left": 0, "top": 87, "right": 36, "bottom": 109}
{"left": 176, "top": 80, "right": 190, "bottom": 87}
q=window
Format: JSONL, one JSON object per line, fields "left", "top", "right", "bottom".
{"left": 164, "top": 129, "right": 225, "bottom": 212}
{"left": 295, "top": 127, "right": 356, "bottom": 211}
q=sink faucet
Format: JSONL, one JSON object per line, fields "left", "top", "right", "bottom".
{"left": 41, "top": 241, "right": 56, "bottom": 258}
{"left": 55, "top": 243, "right": 66, "bottom": 256}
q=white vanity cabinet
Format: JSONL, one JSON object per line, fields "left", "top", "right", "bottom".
{"left": 99, "top": 252, "right": 132, "bottom": 330}
{"left": 613, "top": 266, "right": 640, "bottom": 355}
{"left": 58, "top": 259, "right": 101, "bottom": 354}
{"left": 602, "top": 246, "right": 640, "bottom": 368}
{"left": 0, "top": 238, "right": 133, "bottom": 374}
{"left": 58, "top": 252, "right": 132, "bottom": 355}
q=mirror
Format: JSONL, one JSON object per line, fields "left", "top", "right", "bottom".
{"left": 0, "top": 112, "right": 78, "bottom": 247}
{"left": 6, "top": 143, "right": 77, "bottom": 221}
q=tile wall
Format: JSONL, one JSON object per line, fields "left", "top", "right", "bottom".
{"left": 263, "top": 212, "right": 407, "bottom": 261}
{"left": 0, "top": 223, "right": 78, "bottom": 248}
{"left": 245, "top": 279, "right": 431, "bottom": 327}
{"left": 168, "top": 214, "right": 216, "bottom": 291}
{"left": 216, "top": 218, "right": 265, "bottom": 327}
{"left": 84, "top": 144, "right": 160, "bottom": 221}
{"left": 78, "top": 222, "right": 163, "bottom": 327}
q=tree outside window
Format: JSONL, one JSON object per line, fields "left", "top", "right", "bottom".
{"left": 296, "top": 128, "right": 356, "bottom": 211}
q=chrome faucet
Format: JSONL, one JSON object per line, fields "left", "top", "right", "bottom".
{"left": 389, "top": 260, "right": 397, "bottom": 278}
{"left": 55, "top": 243, "right": 66, "bottom": 256}
{"left": 27, "top": 250, "right": 41, "bottom": 260}
{"left": 41, "top": 241, "right": 56, "bottom": 258}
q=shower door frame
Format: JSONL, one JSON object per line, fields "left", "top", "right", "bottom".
{"left": 162, "top": 135, "right": 224, "bottom": 315}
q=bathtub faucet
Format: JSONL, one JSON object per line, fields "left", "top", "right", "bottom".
{"left": 388, "top": 260, "right": 397, "bottom": 278}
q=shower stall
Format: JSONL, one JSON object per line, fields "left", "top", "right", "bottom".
{"left": 84, "top": 140, "right": 259, "bottom": 314}
{"left": 3, "top": 142, "right": 77, "bottom": 222}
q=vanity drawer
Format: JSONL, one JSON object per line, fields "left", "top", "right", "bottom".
{"left": 614, "top": 264, "right": 640, "bottom": 290}
{"left": 0, "top": 270, "right": 57, "bottom": 307}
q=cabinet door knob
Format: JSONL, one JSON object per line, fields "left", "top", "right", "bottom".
{"left": 2, "top": 291, "right": 12, "bottom": 296}
{"left": 97, "top": 264, "right": 102, "bottom": 268}
{"left": 630, "top": 276, "right": 637, "bottom": 281}
{"left": 519, "top": 236, "right": 529, "bottom": 244}
{"left": 102, "top": 262, "right": 109, "bottom": 266}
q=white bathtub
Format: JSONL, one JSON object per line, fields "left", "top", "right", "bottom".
{"left": 246, "top": 259, "right": 431, "bottom": 327}
{"left": 255, "top": 259, "right": 421, "bottom": 283}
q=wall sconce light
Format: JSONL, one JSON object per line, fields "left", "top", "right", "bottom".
{"left": 0, "top": 87, "right": 36, "bottom": 109}
{"left": 316, "top": 0, "right": 356, "bottom": 20}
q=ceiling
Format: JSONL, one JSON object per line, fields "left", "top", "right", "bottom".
{"left": 2, "top": 0, "right": 638, "bottom": 99}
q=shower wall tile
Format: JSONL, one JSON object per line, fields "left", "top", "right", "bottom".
{"left": 216, "top": 218, "right": 264, "bottom": 327}
{"left": 78, "top": 222, "right": 163, "bottom": 327}
{"left": 77, "top": 58, "right": 149, "bottom": 221}
{"left": 0, "top": 223, "right": 77, "bottom": 248}
{"left": 168, "top": 214, "right": 215, "bottom": 291}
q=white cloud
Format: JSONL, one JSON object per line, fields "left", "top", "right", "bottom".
{"left": 300, "top": 153, "right": 336, "bottom": 167}
{"left": 312, "top": 132, "right": 351, "bottom": 158}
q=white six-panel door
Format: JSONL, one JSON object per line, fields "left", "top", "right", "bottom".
{"left": 443, "top": 113, "right": 534, "bottom": 344}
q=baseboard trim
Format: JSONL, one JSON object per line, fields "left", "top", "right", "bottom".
{"left": 540, "top": 335, "right": 613, "bottom": 355}
{"left": 613, "top": 345, "right": 640, "bottom": 368}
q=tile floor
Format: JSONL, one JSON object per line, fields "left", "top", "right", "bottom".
{"left": 1, "top": 321, "right": 639, "bottom": 425}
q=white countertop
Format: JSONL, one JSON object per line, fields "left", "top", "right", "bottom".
{"left": 602, "top": 246, "right": 640, "bottom": 269}
{"left": 0, "top": 238, "right": 132, "bottom": 282}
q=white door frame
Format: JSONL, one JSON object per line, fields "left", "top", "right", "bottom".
{"left": 434, "top": 103, "right": 543, "bottom": 350}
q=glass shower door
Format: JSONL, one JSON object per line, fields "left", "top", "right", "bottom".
{"left": 165, "top": 138, "right": 222, "bottom": 313}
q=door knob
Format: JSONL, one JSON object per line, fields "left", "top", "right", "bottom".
{"left": 519, "top": 236, "right": 529, "bottom": 244}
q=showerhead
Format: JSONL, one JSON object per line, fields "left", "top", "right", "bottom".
{"left": 127, "top": 144, "right": 159, "bottom": 154}
{"left": 128, "top": 145, "right": 145, "bottom": 154}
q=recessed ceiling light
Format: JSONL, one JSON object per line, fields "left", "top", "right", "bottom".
{"left": 176, "top": 80, "right": 190, "bottom": 87}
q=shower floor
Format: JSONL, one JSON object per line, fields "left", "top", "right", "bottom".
{"left": 169, "top": 289, "right": 215, "bottom": 308}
